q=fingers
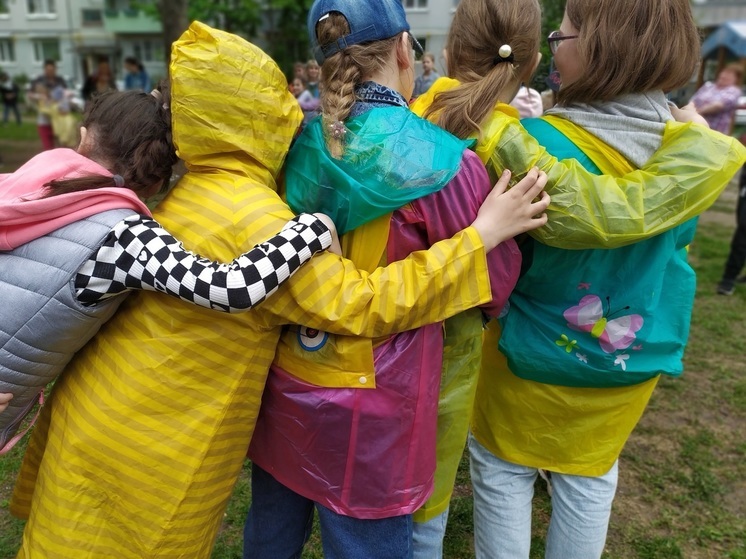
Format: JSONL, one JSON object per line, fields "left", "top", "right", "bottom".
{"left": 490, "top": 169, "right": 512, "bottom": 197}
{"left": 509, "top": 167, "right": 543, "bottom": 197}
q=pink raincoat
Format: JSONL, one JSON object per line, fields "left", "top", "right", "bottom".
{"left": 249, "top": 150, "right": 520, "bottom": 518}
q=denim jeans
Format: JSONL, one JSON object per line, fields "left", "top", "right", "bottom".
{"left": 468, "top": 434, "right": 618, "bottom": 559}
{"left": 244, "top": 463, "right": 414, "bottom": 559}
{"left": 412, "top": 507, "right": 449, "bottom": 559}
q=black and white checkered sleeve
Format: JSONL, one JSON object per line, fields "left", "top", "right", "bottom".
{"left": 75, "top": 214, "right": 332, "bottom": 312}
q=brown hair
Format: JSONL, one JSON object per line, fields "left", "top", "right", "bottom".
{"left": 559, "top": 0, "right": 700, "bottom": 105}
{"left": 316, "top": 13, "right": 400, "bottom": 158}
{"left": 43, "top": 84, "right": 177, "bottom": 198}
{"left": 423, "top": 0, "right": 541, "bottom": 139}
{"left": 720, "top": 62, "right": 744, "bottom": 86}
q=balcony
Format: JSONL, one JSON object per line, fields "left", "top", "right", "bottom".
{"left": 103, "top": 8, "right": 162, "bottom": 34}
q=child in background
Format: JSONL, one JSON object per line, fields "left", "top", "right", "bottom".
{"left": 0, "top": 87, "right": 337, "bottom": 455}
{"left": 413, "top": 51, "right": 439, "bottom": 97}
{"left": 410, "top": 0, "right": 746, "bottom": 556}
{"left": 306, "top": 59, "right": 321, "bottom": 98}
{"left": 290, "top": 76, "right": 320, "bottom": 125}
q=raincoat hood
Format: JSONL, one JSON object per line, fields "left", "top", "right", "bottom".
{"left": 170, "top": 21, "right": 302, "bottom": 186}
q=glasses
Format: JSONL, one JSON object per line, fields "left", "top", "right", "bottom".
{"left": 547, "top": 31, "right": 578, "bottom": 55}
{"left": 408, "top": 33, "right": 424, "bottom": 61}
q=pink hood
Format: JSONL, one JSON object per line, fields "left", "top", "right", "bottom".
{"left": 0, "top": 148, "right": 150, "bottom": 250}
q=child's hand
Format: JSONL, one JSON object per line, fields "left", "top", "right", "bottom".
{"left": 472, "top": 167, "right": 550, "bottom": 251}
{"left": 313, "top": 213, "right": 343, "bottom": 256}
{"left": 669, "top": 102, "right": 709, "bottom": 127}
{"left": 0, "top": 392, "right": 13, "bottom": 414}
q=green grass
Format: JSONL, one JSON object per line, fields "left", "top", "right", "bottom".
{"left": 0, "top": 120, "right": 39, "bottom": 142}
{"left": 1, "top": 171, "right": 745, "bottom": 558}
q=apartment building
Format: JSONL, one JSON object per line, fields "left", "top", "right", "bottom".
{"left": 0, "top": 0, "right": 163, "bottom": 89}
{"left": 403, "top": 0, "right": 458, "bottom": 75}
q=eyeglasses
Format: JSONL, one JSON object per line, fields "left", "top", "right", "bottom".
{"left": 547, "top": 31, "right": 578, "bottom": 55}
{"left": 408, "top": 33, "right": 424, "bottom": 61}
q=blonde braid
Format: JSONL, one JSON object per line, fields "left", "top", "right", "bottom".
{"left": 321, "top": 51, "right": 362, "bottom": 158}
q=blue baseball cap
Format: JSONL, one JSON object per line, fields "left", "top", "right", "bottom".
{"left": 308, "top": 0, "right": 423, "bottom": 64}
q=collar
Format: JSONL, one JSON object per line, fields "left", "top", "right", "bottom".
{"left": 349, "top": 81, "right": 409, "bottom": 117}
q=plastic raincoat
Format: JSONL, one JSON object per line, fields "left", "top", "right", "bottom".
{"left": 473, "top": 108, "right": 745, "bottom": 476}
{"left": 249, "top": 98, "right": 521, "bottom": 518}
{"left": 409, "top": 77, "right": 746, "bottom": 515}
{"left": 9, "top": 24, "right": 499, "bottom": 559}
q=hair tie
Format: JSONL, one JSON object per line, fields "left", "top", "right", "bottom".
{"left": 112, "top": 174, "right": 125, "bottom": 187}
{"left": 493, "top": 44, "right": 514, "bottom": 65}
{"left": 329, "top": 120, "right": 347, "bottom": 140}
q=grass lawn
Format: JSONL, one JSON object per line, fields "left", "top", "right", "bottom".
{"left": 0, "top": 130, "right": 744, "bottom": 558}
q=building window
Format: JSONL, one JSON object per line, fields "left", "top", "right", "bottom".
{"left": 82, "top": 9, "right": 103, "bottom": 25}
{"left": 136, "top": 40, "right": 164, "bottom": 63}
{"left": 403, "top": 0, "right": 428, "bottom": 8}
{"left": 0, "top": 39, "right": 15, "bottom": 62}
{"left": 0, "top": 0, "right": 9, "bottom": 15}
{"left": 27, "top": 0, "right": 56, "bottom": 16}
{"left": 33, "top": 39, "right": 60, "bottom": 62}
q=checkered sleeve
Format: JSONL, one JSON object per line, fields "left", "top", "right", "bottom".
{"left": 75, "top": 213, "right": 332, "bottom": 312}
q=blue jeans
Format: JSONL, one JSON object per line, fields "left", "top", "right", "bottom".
{"left": 412, "top": 507, "right": 449, "bottom": 559}
{"left": 469, "top": 434, "right": 618, "bottom": 559}
{"left": 244, "top": 463, "right": 414, "bottom": 559}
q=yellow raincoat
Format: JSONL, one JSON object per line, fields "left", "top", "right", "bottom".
{"left": 10, "top": 24, "right": 496, "bottom": 558}
{"left": 410, "top": 77, "right": 746, "bottom": 517}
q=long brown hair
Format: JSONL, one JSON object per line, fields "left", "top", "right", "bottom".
{"left": 424, "top": 0, "right": 541, "bottom": 139}
{"left": 43, "top": 84, "right": 177, "bottom": 198}
{"left": 316, "top": 13, "right": 400, "bottom": 158}
{"left": 559, "top": 0, "right": 700, "bottom": 105}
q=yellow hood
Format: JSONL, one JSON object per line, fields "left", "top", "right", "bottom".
{"left": 170, "top": 21, "right": 302, "bottom": 184}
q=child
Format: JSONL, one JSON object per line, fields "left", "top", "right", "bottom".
{"left": 244, "top": 0, "right": 550, "bottom": 557}
{"left": 306, "top": 58, "right": 321, "bottom": 98}
{"left": 290, "top": 76, "right": 320, "bottom": 124}
{"left": 0, "top": 87, "right": 338, "bottom": 454}
{"left": 413, "top": 51, "right": 439, "bottom": 97}
{"left": 409, "top": 0, "right": 746, "bottom": 556}
{"left": 11, "top": 22, "right": 547, "bottom": 559}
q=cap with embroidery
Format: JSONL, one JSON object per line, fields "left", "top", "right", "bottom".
{"left": 308, "top": 0, "right": 423, "bottom": 64}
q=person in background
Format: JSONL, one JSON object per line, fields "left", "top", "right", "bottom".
{"left": 306, "top": 59, "right": 321, "bottom": 98}
{"left": 717, "top": 167, "right": 746, "bottom": 295}
{"left": 0, "top": 73, "right": 21, "bottom": 125}
{"left": 691, "top": 62, "right": 743, "bottom": 135}
{"left": 510, "top": 84, "right": 543, "bottom": 118}
{"left": 293, "top": 60, "right": 307, "bottom": 83}
{"left": 413, "top": 51, "right": 439, "bottom": 97}
{"left": 290, "top": 76, "right": 320, "bottom": 125}
{"left": 28, "top": 60, "right": 67, "bottom": 150}
{"left": 82, "top": 59, "right": 117, "bottom": 102}
{"left": 123, "top": 57, "right": 152, "bottom": 92}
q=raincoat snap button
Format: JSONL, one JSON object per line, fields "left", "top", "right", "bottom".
{"left": 359, "top": 376, "right": 367, "bottom": 384}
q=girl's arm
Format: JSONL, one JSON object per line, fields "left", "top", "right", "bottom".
{"left": 481, "top": 113, "right": 746, "bottom": 249}
{"left": 75, "top": 213, "right": 333, "bottom": 312}
{"left": 399, "top": 152, "right": 546, "bottom": 318}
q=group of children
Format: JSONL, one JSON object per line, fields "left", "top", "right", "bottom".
{"left": 1, "top": 0, "right": 745, "bottom": 558}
